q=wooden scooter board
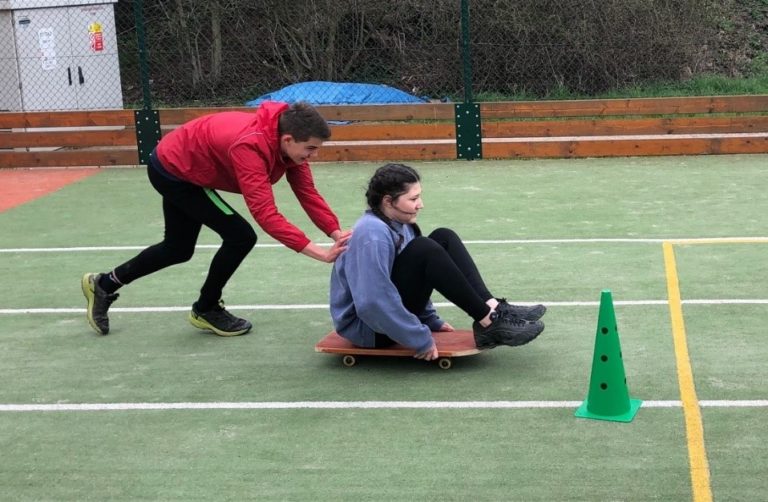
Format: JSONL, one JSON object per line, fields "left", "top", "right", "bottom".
{"left": 315, "top": 330, "right": 480, "bottom": 369}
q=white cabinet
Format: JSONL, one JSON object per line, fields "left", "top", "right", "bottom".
{"left": 0, "top": 0, "right": 123, "bottom": 111}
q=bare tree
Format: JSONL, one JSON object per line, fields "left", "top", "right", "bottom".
{"left": 120, "top": 0, "right": 724, "bottom": 105}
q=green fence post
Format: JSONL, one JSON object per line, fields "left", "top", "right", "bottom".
{"left": 455, "top": 0, "right": 482, "bottom": 160}
{"left": 132, "top": 0, "right": 160, "bottom": 165}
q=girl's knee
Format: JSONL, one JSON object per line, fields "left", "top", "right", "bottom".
{"left": 407, "top": 235, "right": 442, "bottom": 254}
{"left": 428, "top": 227, "right": 459, "bottom": 243}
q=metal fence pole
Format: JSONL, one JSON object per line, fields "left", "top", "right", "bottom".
{"left": 455, "top": 0, "right": 482, "bottom": 160}
{"left": 133, "top": 0, "right": 152, "bottom": 110}
{"left": 460, "top": 0, "right": 473, "bottom": 104}
{"left": 132, "top": 0, "right": 161, "bottom": 165}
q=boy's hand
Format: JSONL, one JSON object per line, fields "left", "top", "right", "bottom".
{"left": 300, "top": 233, "right": 351, "bottom": 263}
{"left": 330, "top": 229, "right": 352, "bottom": 242}
{"left": 324, "top": 234, "right": 350, "bottom": 262}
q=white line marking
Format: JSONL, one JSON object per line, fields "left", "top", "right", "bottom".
{"left": 0, "top": 305, "right": 329, "bottom": 314}
{"left": 1, "top": 400, "right": 765, "bottom": 412}
{"left": 698, "top": 400, "right": 768, "bottom": 407}
{"left": 3, "top": 299, "right": 768, "bottom": 315}
{"left": 325, "top": 132, "right": 768, "bottom": 146}
{"left": 683, "top": 299, "right": 768, "bottom": 305}
{"left": 483, "top": 132, "right": 768, "bottom": 143}
{"left": 2, "top": 237, "right": 768, "bottom": 253}
{"left": 0, "top": 244, "right": 281, "bottom": 253}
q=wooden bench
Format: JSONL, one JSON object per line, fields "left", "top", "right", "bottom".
{"left": 479, "top": 96, "right": 768, "bottom": 159}
{"left": 1, "top": 95, "right": 767, "bottom": 168}
{"left": 0, "top": 110, "right": 138, "bottom": 168}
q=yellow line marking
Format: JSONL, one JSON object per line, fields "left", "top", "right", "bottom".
{"left": 663, "top": 242, "right": 713, "bottom": 502}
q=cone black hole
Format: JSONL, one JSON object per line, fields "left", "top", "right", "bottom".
{"left": 600, "top": 355, "right": 608, "bottom": 362}
{"left": 601, "top": 327, "right": 608, "bottom": 334}
{"left": 600, "top": 383, "right": 608, "bottom": 390}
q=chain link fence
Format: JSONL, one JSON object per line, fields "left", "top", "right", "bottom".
{"left": 117, "top": 0, "right": 466, "bottom": 108}
{"left": 470, "top": 1, "right": 721, "bottom": 98}
{"left": 1, "top": 0, "right": 765, "bottom": 111}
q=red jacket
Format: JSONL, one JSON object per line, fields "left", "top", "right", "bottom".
{"left": 156, "top": 101, "right": 340, "bottom": 252}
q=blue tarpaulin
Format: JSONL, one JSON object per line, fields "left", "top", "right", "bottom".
{"left": 246, "top": 81, "right": 427, "bottom": 106}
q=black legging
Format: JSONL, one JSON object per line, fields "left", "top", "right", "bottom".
{"left": 112, "top": 158, "right": 256, "bottom": 310}
{"left": 375, "top": 227, "right": 492, "bottom": 347}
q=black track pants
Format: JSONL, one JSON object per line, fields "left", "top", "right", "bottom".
{"left": 112, "top": 162, "right": 256, "bottom": 309}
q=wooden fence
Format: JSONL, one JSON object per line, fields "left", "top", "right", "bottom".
{"left": 1, "top": 95, "right": 767, "bottom": 168}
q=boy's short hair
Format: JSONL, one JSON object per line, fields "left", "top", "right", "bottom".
{"left": 278, "top": 102, "right": 331, "bottom": 142}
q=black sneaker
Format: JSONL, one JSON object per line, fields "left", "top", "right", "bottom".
{"left": 473, "top": 310, "right": 544, "bottom": 350}
{"left": 189, "top": 301, "right": 252, "bottom": 337}
{"left": 81, "top": 273, "right": 119, "bottom": 335}
{"left": 496, "top": 298, "right": 547, "bottom": 321}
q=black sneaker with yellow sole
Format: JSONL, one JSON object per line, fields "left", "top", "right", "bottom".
{"left": 189, "top": 301, "right": 252, "bottom": 337}
{"left": 81, "top": 272, "right": 119, "bottom": 335}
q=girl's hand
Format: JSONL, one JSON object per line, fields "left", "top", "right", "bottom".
{"left": 438, "top": 322, "right": 455, "bottom": 332}
{"left": 414, "top": 342, "right": 438, "bottom": 361}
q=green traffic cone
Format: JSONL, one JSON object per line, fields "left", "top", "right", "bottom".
{"left": 575, "top": 290, "right": 642, "bottom": 422}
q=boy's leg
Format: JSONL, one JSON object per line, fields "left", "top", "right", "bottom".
{"left": 192, "top": 188, "right": 256, "bottom": 312}
{"left": 83, "top": 166, "right": 255, "bottom": 336}
{"left": 111, "top": 196, "right": 202, "bottom": 285}
{"left": 125, "top": 182, "right": 256, "bottom": 335}
{"left": 82, "top": 167, "right": 202, "bottom": 335}
{"left": 168, "top": 187, "right": 256, "bottom": 336}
